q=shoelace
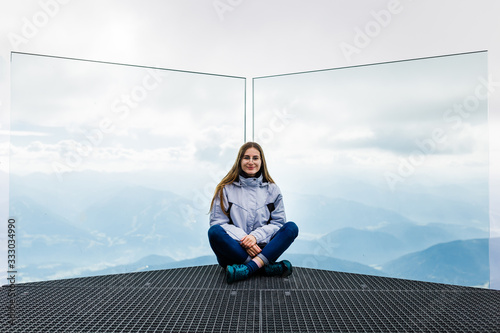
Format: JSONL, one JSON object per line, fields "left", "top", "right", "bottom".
{"left": 233, "top": 265, "right": 250, "bottom": 279}
{"left": 265, "top": 262, "right": 283, "bottom": 275}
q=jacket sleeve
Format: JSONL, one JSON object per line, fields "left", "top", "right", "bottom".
{"left": 209, "top": 187, "right": 248, "bottom": 241}
{"left": 249, "top": 186, "right": 286, "bottom": 244}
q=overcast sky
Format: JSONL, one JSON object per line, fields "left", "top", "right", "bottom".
{"left": 255, "top": 51, "right": 488, "bottom": 186}
{"left": 7, "top": 48, "right": 489, "bottom": 200}
{"left": 9, "top": 53, "right": 245, "bottom": 178}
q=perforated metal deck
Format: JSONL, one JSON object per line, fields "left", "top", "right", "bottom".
{"left": 2, "top": 265, "right": 499, "bottom": 332}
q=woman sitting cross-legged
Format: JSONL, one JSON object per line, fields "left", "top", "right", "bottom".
{"left": 208, "top": 141, "right": 299, "bottom": 284}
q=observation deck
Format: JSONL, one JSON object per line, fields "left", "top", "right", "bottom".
{"left": 1, "top": 265, "right": 499, "bottom": 332}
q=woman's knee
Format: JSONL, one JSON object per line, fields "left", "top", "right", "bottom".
{"left": 283, "top": 221, "right": 299, "bottom": 239}
{"left": 208, "top": 224, "right": 224, "bottom": 242}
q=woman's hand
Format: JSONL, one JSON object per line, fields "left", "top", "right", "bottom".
{"left": 246, "top": 244, "right": 262, "bottom": 257}
{"left": 241, "top": 235, "right": 261, "bottom": 256}
{"left": 240, "top": 235, "right": 257, "bottom": 248}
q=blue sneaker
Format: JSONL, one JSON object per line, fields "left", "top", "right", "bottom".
{"left": 226, "top": 264, "right": 250, "bottom": 284}
{"left": 262, "top": 260, "right": 293, "bottom": 277}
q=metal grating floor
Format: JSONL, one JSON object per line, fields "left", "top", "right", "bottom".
{"left": 1, "top": 265, "right": 499, "bottom": 332}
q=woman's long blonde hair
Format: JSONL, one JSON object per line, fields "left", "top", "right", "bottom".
{"left": 209, "top": 142, "right": 275, "bottom": 216}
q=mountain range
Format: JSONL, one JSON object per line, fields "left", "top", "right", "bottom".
{"left": 288, "top": 222, "right": 487, "bottom": 266}
{"left": 382, "top": 238, "right": 490, "bottom": 286}
{"left": 17, "top": 238, "right": 490, "bottom": 288}
{"left": 7, "top": 172, "right": 490, "bottom": 287}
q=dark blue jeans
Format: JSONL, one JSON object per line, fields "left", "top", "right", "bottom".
{"left": 208, "top": 222, "right": 299, "bottom": 268}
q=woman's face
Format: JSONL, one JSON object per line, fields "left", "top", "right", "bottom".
{"left": 241, "top": 147, "right": 261, "bottom": 177}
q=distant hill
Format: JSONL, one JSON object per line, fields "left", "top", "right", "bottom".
{"left": 79, "top": 255, "right": 218, "bottom": 277}
{"left": 285, "top": 193, "right": 417, "bottom": 235}
{"left": 10, "top": 186, "right": 211, "bottom": 269}
{"left": 78, "top": 254, "right": 178, "bottom": 276}
{"left": 289, "top": 222, "right": 488, "bottom": 266}
{"left": 17, "top": 240, "right": 491, "bottom": 288}
{"left": 156, "top": 255, "right": 219, "bottom": 269}
{"left": 280, "top": 253, "right": 386, "bottom": 277}
{"left": 10, "top": 196, "right": 103, "bottom": 267}
{"left": 86, "top": 253, "right": 384, "bottom": 278}
{"left": 290, "top": 227, "right": 406, "bottom": 265}
{"left": 381, "top": 238, "right": 489, "bottom": 287}
{"left": 8, "top": 173, "right": 489, "bottom": 287}
{"left": 288, "top": 178, "right": 488, "bottom": 226}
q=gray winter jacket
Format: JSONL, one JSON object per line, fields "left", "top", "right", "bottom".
{"left": 209, "top": 174, "right": 286, "bottom": 244}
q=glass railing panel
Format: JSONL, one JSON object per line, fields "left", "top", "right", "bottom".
{"left": 10, "top": 53, "right": 245, "bottom": 282}
{"left": 253, "top": 51, "right": 489, "bottom": 287}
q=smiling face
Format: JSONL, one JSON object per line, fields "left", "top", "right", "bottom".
{"left": 240, "top": 147, "right": 261, "bottom": 177}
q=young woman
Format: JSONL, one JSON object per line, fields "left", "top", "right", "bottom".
{"left": 208, "top": 142, "right": 299, "bottom": 283}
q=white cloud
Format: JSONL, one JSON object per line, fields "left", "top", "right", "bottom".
{"left": 9, "top": 140, "right": 200, "bottom": 175}
{"left": 255, "top": 52, "right": 489, "bottom": 183}
{"left": 332, "top": 127, "right": 375, "bottom": 142}
{"left": 0, "top": 130, "right": 49, "bottom": 136}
